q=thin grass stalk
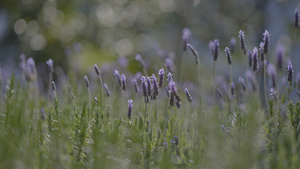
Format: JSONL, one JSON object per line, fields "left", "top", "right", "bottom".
{"left": 264, "top": 60, "right": 269, "bottom": 109}
{"left": 197, "top": 62, "right": 203, "bottom": 108}
{"left": 179, "top": 51, "right": 186, "bottom": 83}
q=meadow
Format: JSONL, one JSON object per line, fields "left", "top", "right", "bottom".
{"left": 0, "top": 7, "right": 300, "bottom": 169}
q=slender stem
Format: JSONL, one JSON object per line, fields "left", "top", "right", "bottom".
{"left": 212, "top": 61, "right": 216, "bottom": 105}
{"left": 293, "top": 29, "right": 297, "bottom": 72}
{"left": 197, "top": 63, "right": 203, "bottom": 108}
{"left": 87, "top": 87, "right": 91, "bottom": 108}
{"left": 263, "top": 61, "right": 269, "bottom": 109}
{"left": 144, "top": 101, "right": 148, "bottom": 124}
{"left": 230, "top": 65, "right": 233, "bottom": 89}
{"left": 179, "top": 52, "right": 186, "bottom": 83}
{"left": 98, "top": 74, "right": 104, "bottom": 106}
{"left": 48, "top": 72, "right": 53, "bottom": 100}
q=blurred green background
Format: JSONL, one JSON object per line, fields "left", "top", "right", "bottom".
{"left": 0, "top": 0, "right": 299, "bottom": 78}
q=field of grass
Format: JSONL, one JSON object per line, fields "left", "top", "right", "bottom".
{"left": 0, "top": 9, "right": 300, "bottom": 169}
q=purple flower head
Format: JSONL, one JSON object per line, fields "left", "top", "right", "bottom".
{"left": 167, "top": 72, "right": 173, "bottom": 82}
{"left": 239, "top": 30, "right": 246, "bottom": 54}
{"left": 230, "top": 37, "right": 236, "bottom": 53}
{"left": 103, "top": 83, "right": 111, "bottom": 97}
{"left": 173, "top": 136, "right": 178, "bottom": 146}
{"left": 118, "top": 56, "right": 129, "bottom": 68}
{"left": 252, "top": 47, "right": 258, "bottom": 72}
{"left": 209, "top": 41, "right": 215, "bottom": 56}
{"left": 135, "top": 54, "right": 146, "bottom": 68}
{"left": 259, "top": 42, "right": 265, "bottom": 61}
{"left": 146, "top": 77, "right": 151, "bottom": 96}
{"left": 239, "top": 77, "right": 246, "bottom": 91}
{"left": 158, "top": 68, "right": 164, "bottom": 88}
{"left": 121, "top": 74, "right": 127, "bottom": 91}
{"left": 151, "top": 74, "right": 159, "bottom": 100}
{"left": 231, "top": 82, "right": 235, "bottom": 96}
{"left": 141, "top": 76, "right": 148, "bottom": 97}
{"left": 287, "top": 62, "right": 293, "bottom": 82}
{"left": 114, "top": 70, "right": 121, "bottom": 87}
{"left": 263, "top": 30, "right": 270, "bottom": 55}
{"left": 213, "top": 39, "right": 220, "bottom": 61}
{"left": 224, "top": 47, "right": 232, "bottom": 65}
{"left": 164, "top": 58, "right": 174, "bottom": 73}
{"left": 184, "top": 88, "right": 192, "bottom": 103}
{"left": 270, "top": 88, "right": 278, "bottom": 100}
{"left": 248, "top": 50, "right": 252, "bottom": 67}
{"left": 169, "top": 81, "right": 177, "bottom": 92}
{"left": 267, "top": 63, "right": 277, "bottom": 88}
{"left": 133, "top": 79, "right": 139, "bottom": 93}
{"left": 46, "top": 59, "right": 54, "bottom": 73}
{"left": 295, "top": 8, "right": 299, "bottom": 27}
{"left": 127, "top": 99, "right": 133, "bottom": 119}
{"left": 84, "top": 75, "right": 90, "bottom": 88}
{"left": 94, "top": 64, "right": 100, "bottom": 75}
{"left": 276, "top": 45, "right": 284, "bottom": 71}
{"left": 182, "top": 28, "right": 191, "bottom": 51}
{"left": 187, "top": 43, "right": 199, "bottom": 64}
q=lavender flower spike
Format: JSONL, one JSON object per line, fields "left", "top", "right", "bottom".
{"left": 187, "top": 43, "right": 199, "bottom": 65}
{"left": 239, "top": 30, "right": 246, "bottom": 54}
{"left": 51, "top": 81, "right": 56, "bottom": 91}
{"left": 103, "top": 83, "right": 111, "bottom": 97}
{"left": 133, "top": 79, "right": 139, "bottom": 93}
{"left": 263, "top": 30, "right": 270, "bottom": 55}
{"left": 224, "top": 47, "right": 232, "bottom": 65}
{"left": 252, "top": 47, "right": 258, "bottom": 72}
{"left": 146, "top": 77, "right": 151, "bottom": 97}
{"left": 94, "top": 64, "right": 101, "bottom": 75}
{"left": 151, "top": 74, "right": 159, "bottom": 100}
{"left": 267, "top": 63, "right": 277, "bottom": 88}
{"left": 158, "top": 68, "right": 164, "bottom": 88}
{"left": 184, "top": 88, "right": 192, "bottom": 103}
{"left": 84, "top": 75, "right": 90, "bottom": 88}
{"left": 127, "top": 99, "right": 133, "bottom": 119}
{"left": 287, "top": 62, "right": 293, "bottom": 82}
{"left": 239, "top": 77, "right": 246, "bottom": 91}
{"left": 213, "top": 39, "right": 220, "bottom": 61}
{"left": 295, "top": 8, "right": 299, "bottom": 27}
{"left": 121, "top": 74, "right": 127, "bottom": 91}
{"left": 167, "top": 72, "right": 173, "bottom": 82}
{"left": 259, "top": 42, "right": 265, "bottom": 61}
{"left": 114, "top": 70, "right": 121, "bottom": 86}
{"left": 276, "top": 45, "right": 284, "bottom": 71}
{"left": 248, "top": 50, "right": 252, "bottom": 67}
{"left": 46, "top": 59, "right": 54, "bottom": 73}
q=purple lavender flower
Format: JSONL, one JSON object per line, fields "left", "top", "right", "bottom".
{"left": 121, "top": 74, "right": 127, "bottom": 91}
{"left": 133, "top": 79, "right": 139, "bottom": 93}
{"left": 213, "top": 39, "right": 220, "bottom": 61}
{"left": 239, "top": 30, "right": 246, "bottom": 54}
{"left": 224, "top": 47, "right": 232, "bottom": 65}
{"left": 151, "top": 74, "right": 159, "bottom": 100}
{"left": 182, "top": 28, "right": 191, "bottom": 51}
{"left": 114, "top": 70, "right": 121, "bottom": 87}
{"left": 173, "top": 136, "right": 178, "bottom": 146}
{"left": 246, "top": 71, "right": 257, "bottom": 91}
{"left": 184, "top": 88, "right": 192, "bottom": 103}
{"left": 248, "top": 50, "right": 252, "bottom": 67}
{"left": 287, "top": 62, "right": 293, "bottom": 82}
{"left": 270, "top": 88, "right": 278, "bottom": 100}
{"left": 84, "top": 75, "right": 90, "bottom": 88}
{"left": 276, "top": 45, "right": 284, "bottom": 71}
{"left": 231, "top": 82, "right": 235, "bottom": 96}
{"left": 263, "top": 30, "right": 270, "bottom": 55}
{"left": 209, "top": 41, "right": 215, "bottom": 56}
{"left": 103, "top": 83, "right": 111, "bottom": 97}
{"left": 127, "top": 99, "right": 133, "bottom": 119}
{"left": 94, "top": 64, "right": 101, "bottom": 75}
{"left": 168, "top": 81, "right": 181, "bottom": 108}
{"left": 267, "top": 63, "right": 277, "bottom": 88}
{"left": 135, "top": 54, "right": 146, "bottom": 68}
{"left": 141, "top": 76, "right": 149, "bottom": 103}
{"left": 230, "top": 37, "right": 236, "bottom": 53}
{"left": 167, "top": 72, "right": 173, "bottom": 82}
{"left": 295, "top": 8, "right": 299, "bottom": 27}
{"left": 146, "top": 77, "right": 151, "bottom": 97}
{"left": 164, "top": 58, "right": 174, "bottom": 73}
{"left": 259, "top": 42, "right": 264, "bottom": 61}
{"left": 46, "top": 59, "right": 54, "bottom": 73}
{"left": 239, "top": 77, "right": 246, "bottom": 91}
{"left": 252, "top": 47, "right": 258, "bottom": 72}
{"left": 158, "top": 68, "right": 164, "bottom": 88}
{"left": 187, "top": 43, "right": 199, "bottom": 65}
